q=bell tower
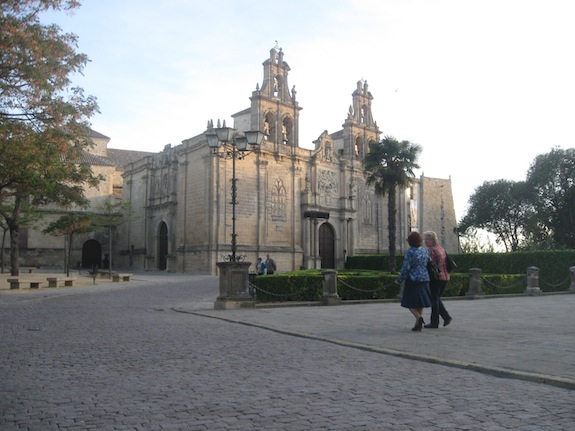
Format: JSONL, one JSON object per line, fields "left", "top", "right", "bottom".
{"left": 249, "top": 47, "right": 302, "bottom": 148}
{"left": 342, "top": 80, "right": 380, "bottom": 159}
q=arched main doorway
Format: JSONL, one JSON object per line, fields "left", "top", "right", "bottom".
{"left": 319, "top": 223, "right": 335, "bottom": 269}
{"left": 82, "top": 239, "right": 102, "bottom": 270}
{"left": 158, "top": 222, "right": 168, "bottom": 270}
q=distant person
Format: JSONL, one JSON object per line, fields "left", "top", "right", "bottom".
{"left": 423, "top": 231, "right": 452, "bottom": 328}
{"left": 265, "top": 254, "right": 277, "bottom": 275}
{"left": 256, "top": 258, "right": 266, "bottom": 275}
{"left": 395, "top": 231, "right": 432, "bottom": 331}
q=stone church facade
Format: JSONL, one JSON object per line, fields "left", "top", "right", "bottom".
{"left": 118, "top": 48, "right": 459, "bottom": 275}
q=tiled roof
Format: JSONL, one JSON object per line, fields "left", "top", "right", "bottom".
{"left": 81, "top": 151, "right": 116, "bottom": 166}
{"left": 80, "top": 148, "right": 153, "bottom": 169}
{"left": 88, "top": 129, "right": 110, "bottom": 140}
{"left": 107, "top": 148, "right": 154, "bottom": 169}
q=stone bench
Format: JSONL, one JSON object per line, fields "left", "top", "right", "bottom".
{"left": 112, "top": 273, "right": 132, "bottom": 282}
{"left": 46, "top": 277, "right": 76, "bottom": 288}
{"left": 7, "top": 278, "right": 42, "bottom": 289}
{"left": 98, "top": 270, "right": 111, "bottom": 279}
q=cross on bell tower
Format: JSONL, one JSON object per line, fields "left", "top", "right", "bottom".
{"left": 249, "top": 47, "right": 302, "bottom": 148}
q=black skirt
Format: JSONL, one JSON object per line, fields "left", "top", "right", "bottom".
{"left": 401, "top": 279, "right": 432, "bottom": 308}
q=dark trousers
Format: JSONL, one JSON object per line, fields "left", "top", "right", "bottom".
{"left": 429, "top": 280, "right": 450, "bottom": 326}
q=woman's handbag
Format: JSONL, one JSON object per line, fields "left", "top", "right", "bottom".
{"left": 427, "top": 260, "right": 440, "bottom": 280}
{"left": 445, "top": 253, "right": 457, "bottom": 273}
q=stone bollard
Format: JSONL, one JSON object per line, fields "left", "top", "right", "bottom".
{"left": 321, "top": 269, "right": 342, "bottom": 305}
{"left": 569, "top": 266, "right": 575, "bottom": 293}
{"left": 525, "top": 266, "right": 542, "bottom": 296}
{"left": 466, "top": 268, "right": 485, "bottom": 299}
{"left": 214, "top": 261, "right": 255, "bottom": 310}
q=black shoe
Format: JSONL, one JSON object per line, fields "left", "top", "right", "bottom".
{"left": 412, "top": 317, "right": 424, "bottom": 331}
{"left": 443, "top": 317, "right": 452, "bottom": 327}
{"left": 424, "top": 324, "right": 439, "bottom": 329}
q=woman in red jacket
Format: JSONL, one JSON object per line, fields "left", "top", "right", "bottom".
{"left": 423, "top": 231, "right": 453, "bottom": 328}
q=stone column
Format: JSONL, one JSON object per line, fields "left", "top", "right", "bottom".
{"left": 339, "top": 217, "right": 348, "bottom": 269}
{"left": 525, "top": 266, "right": 542, "bottom": 296}
{"left": 570, "top": 266, "right": 575, "bottom": 292}
{"left": 303, "top": 217, "right": 311, "bottom": 269}
{"left": 347, "top": 218, "right": 354, "bottom": 256}
{"left": 167, "top": 254, "right": 177, "bottom": 273}
{"left": 214, "top": 261, "right": 255, "bottom": 309}
{"left": 313, "top": 219, "right": 320, "bottom": 269}
{"left": 466, "top": 268, "right": 485, "bottom": 299}
{"left": 321, "top": 269, "right": 341, "bottom": 305}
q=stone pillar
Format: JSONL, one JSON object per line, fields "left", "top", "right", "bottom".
{"left": 525, "top": 266, "right": 542, "bottom": 296}
{"left": 167, "top": 254, "right": 177, "bottom": 273}
{"left": 304, "top": 217, "right": 310, "bottom": 254}
{"left": 214, "top": 261, "right": 255, "bottom": 309}
{"left": 466, "top": 268, "right": 485, "bottom": 299}
{"left": 338, "top": 218, "right": 348, "bottom": 269}
{"left": 348, "top": 218, "right": 354, "bottom": 256}
{"left": 313, "top": 219, "right": 321, "bottom": 269}
{"left": 321, "top": 269, "right": 341, "bottom": 305}
{"left": 570, "top": 266, "right": 575, "bottom": 293}
{"left": 303, "top": 217, "right": 312, "bottom": 269}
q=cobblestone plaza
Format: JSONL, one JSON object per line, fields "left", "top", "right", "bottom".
{"left": 1, "top": 275, "right": 573, "bottom": 430}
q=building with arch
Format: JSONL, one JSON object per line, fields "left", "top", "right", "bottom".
{"left": 118, "top": 48, "right": 459, "bottom": 274}
{"left": 8, "top": 129, "right": 153, "bottom": 271}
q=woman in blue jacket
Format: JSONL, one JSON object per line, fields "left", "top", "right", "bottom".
{"left": 395, "top": 231, "right": 432, "bottom": 331}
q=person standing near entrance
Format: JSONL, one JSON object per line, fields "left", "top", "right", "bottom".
{"left": 256, "top": 258, "right": 266, "bottom": 275}
{"left": 423, "top": 231, "right": 452, "bottom": 328}
{"left": 265, "top": 254, "right": 277, "bottom": 275}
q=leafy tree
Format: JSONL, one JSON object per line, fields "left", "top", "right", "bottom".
{"left": 458, "top": 227, "right": 496, "bottom": 253}
{"left": 92, "top": 198, "right": 134, "bottom": 276}
{"left": 0, "top": 0, "right": 100, "bottom": 275}
{"left": 459, "top": 180, "right": 532, "bottom": 252}
{"left": 0, "top": 200, "right": 42, "bottom": 273}
{"left": 0, "top": 215, "right": 7, "bottom": 273}
{"left": 42, "top": 212, "right": 93, "bottom": 276}
{"left": 363, "top": 136, "right": 421, "bottom": 272}
{"left": 525, "top": 148, "right": 575, "bottom": 249}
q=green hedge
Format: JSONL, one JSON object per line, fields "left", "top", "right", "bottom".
{"left": 347, "top": 250, "right": 574, "bottom": 291}
{"left": 251, "top": 268, "right": 563, "bottom": 303}
{"left": 334, "top": 272, "right": 400, "bottom": 300}
{"left": 252, "top": 272, "right": 323, "bottom": 302}
{"left": 252, "top": 270, "right": 401, "bottom": 303}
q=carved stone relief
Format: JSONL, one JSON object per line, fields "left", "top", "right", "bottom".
{"left": 318, "top": 170, "right": 337, "bottom": 206}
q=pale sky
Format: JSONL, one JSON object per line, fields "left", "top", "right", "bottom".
{"left": 44, "top": 0, "right": 575, "bottom": 221}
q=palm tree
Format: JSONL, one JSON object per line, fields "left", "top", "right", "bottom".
{"left": 362, "top": 136, "right": 421, "bottom": 272}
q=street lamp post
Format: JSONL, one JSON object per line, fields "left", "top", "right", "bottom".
{"left": 206, "top": 120, "right": 264, "bottom": 309}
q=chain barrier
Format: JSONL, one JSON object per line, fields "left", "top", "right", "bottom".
{"left": 250, "top": 271, "right": 569, "bottom": 302}
{"left": 480, "top": 276, "right": 526, "bottom": 290}
{"left": 248, "top": 281, "right": 257, "bottom": 299}
{"left": 337, "top": 277, "right": 397, "bottom": 294}
{"left": 539, "top": 275, "right": 570, "bottom": 288}
{"left": 249, "top": 281, "right": 311, "bottom": 300}
{"left": 250, "top": 277, "right": 396, "bottom": 301}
